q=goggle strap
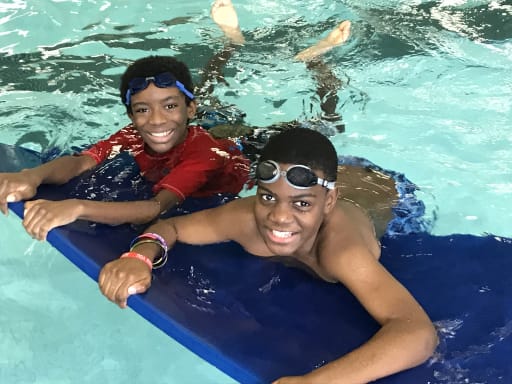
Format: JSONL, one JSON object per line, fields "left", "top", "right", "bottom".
{"left": 124, "top": 76, "right": 195, "bottom": 106}
{"left": 125, "top": 89, "right": 132, "bottom": 106}
{"left": 175, "top": 80, "right": 195, "bottom": 100}
{"left": 319, "top": 179, "right": 336, "bottom": 190}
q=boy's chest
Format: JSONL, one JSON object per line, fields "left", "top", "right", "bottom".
{"left": 134, "top": 150, "right": 180, "bottom": 182}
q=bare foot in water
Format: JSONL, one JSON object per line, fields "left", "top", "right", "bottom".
{"left": 211, "top": 0, "right": 245, "bottom": 45}
{"left": 294, "top": 20, "right": 351, "bottom": 62}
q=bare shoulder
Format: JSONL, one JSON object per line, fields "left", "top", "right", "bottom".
{"left": 336, "top": 200, "right": 380, "bottom": 256}
{"left": 317, "top": 201, "right": 381, "bottom": 281}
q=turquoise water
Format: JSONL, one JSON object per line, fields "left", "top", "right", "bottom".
{"left": 0, "top": 0, "right": 511, "bottom": 383}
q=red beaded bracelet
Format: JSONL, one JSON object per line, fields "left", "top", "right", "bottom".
{"left": 120, "top": 251, "right": 153, "bottom": 270}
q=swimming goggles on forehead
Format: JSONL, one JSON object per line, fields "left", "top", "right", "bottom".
{"left": 125, "top": 72, "right": 195, "bottom": 106}
{"left": 255, "top": 160, "right": 336, "bottom": 190}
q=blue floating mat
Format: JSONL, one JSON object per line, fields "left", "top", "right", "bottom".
{"left": 2, "top": 143, "right": 511, "bottom": 383}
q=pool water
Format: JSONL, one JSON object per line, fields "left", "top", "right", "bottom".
{"left": 0, "top": 0, "right": 511, "bottom": 383}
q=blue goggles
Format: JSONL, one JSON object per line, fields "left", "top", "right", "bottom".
{"left": 124, "top": 72, "right": 195, "bottom": 106}
{"left": 256, "top": 160, "right": 336, "bottom": 190}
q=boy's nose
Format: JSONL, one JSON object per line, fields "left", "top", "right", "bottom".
{"left": 268, "top": 202, "right": 293, "bottom": 225}
{"left": 149, "top": 108, "right": 166, "bottom": 125}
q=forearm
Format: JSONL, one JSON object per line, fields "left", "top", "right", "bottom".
{"left": 27, "top": 155, "right": 95, "bottom": 185}
{"left": 143, "top": 218, "right": 179, "bottom": 248}
{"left": 305, "top": 318, "right": 437, "bottom": 384}
{"left": 126, "top": 200, "right": 244, "bottom": 261}
{"left": 76, "top": 199, "right": 162, "bottom": 225}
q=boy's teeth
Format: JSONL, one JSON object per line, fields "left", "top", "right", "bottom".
{"left": 151, "top": 131, "right": 170, "bottom": 137}
{"left": 272, "top": 230, "right": 293, "bottom": 238}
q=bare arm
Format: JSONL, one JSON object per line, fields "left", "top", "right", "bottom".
{"left": 98, "top": 197, "right": 253, "bottom": 308}
{"left": 22, "top": 188, "right": 182, "bottom": 241}
{"left": 31, "top": 154, "right": 98, "bottom": 184}
{"left": 275, "top": 245, "right": 438, "bottom": 384}
{"left": 0, "top": 154, "right": 96, "bottom": 214}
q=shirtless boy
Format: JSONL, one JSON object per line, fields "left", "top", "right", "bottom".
{"left": 99, "top": 127, "right": 438, "bottom": 384}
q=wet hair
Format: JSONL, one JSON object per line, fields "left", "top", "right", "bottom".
{"left": 259, "top": 127, "right": 338, "bottom": 181}
{"left": 119, "top": 55, "right": 194, "bottom": 113}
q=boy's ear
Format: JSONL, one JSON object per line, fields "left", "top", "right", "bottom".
{"left": 187, "top": 99, "right": 197, "bottom": 119}
{"left": 323, "top": 187, "right": 338, "bottom": 214}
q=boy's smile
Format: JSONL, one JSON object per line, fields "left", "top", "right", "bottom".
{"left": 128, "top": 84, "right": 196, "bottom": 154}
{"left": 268, "top": 229, "right": 295, "bottom": 243}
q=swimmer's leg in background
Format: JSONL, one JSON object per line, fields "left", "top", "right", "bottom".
{"left": 294, "top": 20, "right": 351, "bottom": 62}
{"left": 306, "top": 59, "right": 344, "bottom": 131}
{"left": 294, "top": 21, "right": 352, "bottom": 133}
{"left": 195, "top": 45, "right": 237, "bottom": 101}
{"left": 195, "top": 0, "right": 245, "bottom": 99}
{"left": 199, "top": 0, "right": 256, "bottom": 143}
{"left": 210, "top": 0, "right": 245, "bottom": 45}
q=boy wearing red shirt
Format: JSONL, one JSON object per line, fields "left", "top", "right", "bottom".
{"left": 0, "top": 56, "right": 250, "bottom": 240}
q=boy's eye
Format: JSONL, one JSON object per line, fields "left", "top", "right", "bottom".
{"left": 293, "top": 200, "right": 311, "bottom": 208}
{"left": 134, "top": 107, "right": 148, "bottom": 114}
{"left": 165, "top": 103, "right": 178, "bottom": 110}
{"left": 260, "top": 193, "right": 275, "bottom": 202}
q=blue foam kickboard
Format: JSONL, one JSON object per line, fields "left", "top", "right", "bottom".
{"left": 1, "top": 143, "right": 511, "bottom": 383}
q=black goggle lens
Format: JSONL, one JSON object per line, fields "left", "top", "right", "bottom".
{"left": 286, "top": 166, "right": 317, "bottom": 187}
{"left": 256, "top": 161, "right": 279, "bottom": 180}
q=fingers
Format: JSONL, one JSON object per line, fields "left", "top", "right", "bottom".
{"left": 0, "top": 183, "right": 19, "bottom": 215}
{"left": 22, "top": 199, "right": 78, "bottom": 240}
{"left": 0, "top": 202, "right": 8, "bottom": 215}
{"left": 0, "top": 175, "right": 36, "bottom": 206}
{"left": 98, "top": 259, "right": 152, "bottom": 309}
{"left": 115, "top": 279, "right": 151, "bottom": 308}
{"left": 127, "top": 282, "right": 147, "bottom": 295}
{"left": 6, "top": 192, "right": 18, "bottom": 203}
{"left": 22, "top": 201, "right": 52, "bottom": 240}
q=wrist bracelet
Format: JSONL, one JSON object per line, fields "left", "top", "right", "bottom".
{"left": 129, "top": 232, "right": 169, "bottom": 269}
{"left": 130, "top": 239, "right": 165, "bottom": 257}
{"left": 130, "top": 239, "right": 167, "bottom": 268}
{"left": 130, "top": 232, "right": 168, "bottom": 253}
{"left": 152, "top": 251, "right": 168, "bottom": 270}
{"left": 120, "top": 251, "right": 153, "bottom": 270}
